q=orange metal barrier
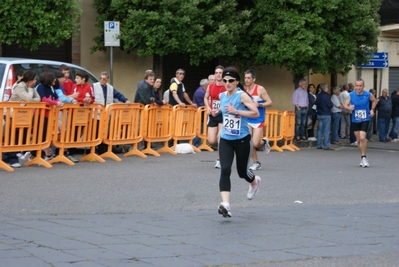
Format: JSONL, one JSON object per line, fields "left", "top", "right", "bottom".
{"left": 264, "top": 109, "right": 284, "bottom": 152}
{"left": 1, "top": 102, "right": 53, "bottom": 171}
{"left": 50, "top": 103, "right": 105, "bottom": 165}
{"left": 101, "top": 103, "right": 146, "bottom": 161}
{"left": 172, "top": 105, "right": 200, "bottom": 152}
{"left": 280, "top": 111, "right": 300, "bottom": 151}
{"left": 141, "top": 104, "right": 176, "bottom": 157}
{"left": 195, "top": 107, "right": 213, "bottom": 152}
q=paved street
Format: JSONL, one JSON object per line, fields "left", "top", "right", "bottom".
{"left": 1, "top": 139, "right": 399, "bottom": 266}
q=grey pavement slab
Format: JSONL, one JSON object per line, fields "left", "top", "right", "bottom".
{"left": 1, "top": 203, "right": 399, "bottom": 267}
{"left": 1, "top": 140, "right": 399, "bottom": 266}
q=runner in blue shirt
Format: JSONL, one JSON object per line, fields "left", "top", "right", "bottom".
{"left": 343, "top": 79, "right": 377, "bottom": 167}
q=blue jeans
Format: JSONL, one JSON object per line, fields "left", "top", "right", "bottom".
{"left": 307, "top": 109, "right": 317, "bottom": 138}
{"left": 378, "top": 117, "right": 390, "bottom": 141}
{"left": 2, "top": 152, "right": 19, "bottom": 165}
{"left": 331, "top": 112, "right": 341, "bottom": 143}
{"left": 193, "top": 136, "right": 202, "bottom": 147}
{"left": 366, "top": 116, "right": 374, "bottom": 140}
{"left": 317, "top": 115, "right": 331, "bottom": 148}
{"left": 389, "top": 117, "right": 399, "bottom": 139}
{"left": 295, "top": 107, "right": 308, "bottom": 138}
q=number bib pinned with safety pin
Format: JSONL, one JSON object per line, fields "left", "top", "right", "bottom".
{"left": 223, "top": 114, "right": 241, "bottom": 136}
{"left": 354, "top": 109, "right": 367, "bottom": 121}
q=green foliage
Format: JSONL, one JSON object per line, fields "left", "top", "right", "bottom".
{"left": 91, "top": 0, "right": 382, "bottom": 76}
{"left": 237, "top": 0, "right": 382, "bottom": 76}
{"left": 0, "top": 0, "right": 81, "bottom": 50}
{"left": 92, "top": 0, "right": 251, "bottom": 65}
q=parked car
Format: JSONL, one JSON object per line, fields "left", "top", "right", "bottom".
{"left": 0, "top": 57, "right": 125, "bottom": 154}
{"left": 0, "top": 57, "right": 99, "bottom": 101}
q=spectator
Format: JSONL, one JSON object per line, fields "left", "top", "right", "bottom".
{"left": 366, "top": 89, "right": 377, "bottom": 141}
{"left": 315, "top": 83, "right": 334, "bottom": 150}
{"left": 94, "top": 71, "right": 128, "bottom": 106}
{"left": 376, "top": 88, "right": 392, "bottom": 142}
{"left": 93, "top": 71, "right": 130, "bottom": 155}
{"left": 153, "top": 77, "right": 165, "bottom": 105}
{"left": 35, "top": 72, "right": 64, "bottom": 161}
{"left": 208, "top": 74, "right": 216, "bottom": 84}
{"left": 54, "top": 71, "right": 77, "bottom": 104}
{"left": 53, "top": 71, "right": 77, "bottom": 162}
{"left": 389, "top": 89, "right": 399, "bottom": 142}
{"left": 331, "top": 86, "right": 342, "bottom": 145}
{"left": 163, "top": 89, "right": 169, "bottom": 104}
{"left": 168, "top": 69, "right": 195, "bottom": 107}
{"left": 192, "top": 78, "right": 209, "bottom": 147}
{"left": 134, "top": 71, "right": 156, "bottom": 105}
{"left": 59, "top": 64, "right": 74, "bottom": 96}
{"left": 193, "top": 78, "right": 208, "bottom": 107}
{"left": 292, "top": 78, "right": 309, "bottom": 141}
{"left": 307, "top": 84, "right": 317, "bottom": 141}
{"left": 67, "top": 71, "right": 94, "bottom": 159}
{"left": 73, "top": 71, "right": 94, "bottom": 104}
{"left": 339, "top": 84, "right": 351, "bottom": 139}
{"left": 3, "top": 71, "right": 40, "bottom": 168}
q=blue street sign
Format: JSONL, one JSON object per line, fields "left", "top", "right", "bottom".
{"left": 362, "top": 60, "right": 389, "bottom": 68}
{"left": 361, "top": 52, "right": 389, "bottom": 68}
{"left": 369, "top": 52, "right": 388, "bottom": 60}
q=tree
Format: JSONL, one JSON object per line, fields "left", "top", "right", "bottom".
{"left": 91, "top": 0, "right": 382, "bottom": 76}
{"left": 92, "top": 0, "right": 251, "bottom": 65}
{"left": 0, "top": 0, "right": 81, "bottom": 50}
{"left": 240, "top": 0, "right": 382, "bottom": 76}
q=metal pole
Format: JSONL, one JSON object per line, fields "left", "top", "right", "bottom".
{"left": 110, "top": 46, "right": 114, "bottom": 85}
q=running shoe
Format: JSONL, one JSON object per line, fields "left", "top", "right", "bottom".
{"left": 214, "top": 159, "right": 221, "bottom": 169}
{"left": 262, "top": 137, "right": 270, "bottom": 154}
{"left": 359, "top": 157, "right": 369, "bottom": 168}
{"left": 18, "top": 152, "right": 31, "bottom": 160}
{"left": 249, "top": 161, "right": 261, "bottom": 171}
{"left": 67, "top": 155, "right": 79, "bottom": 163}
{"left": 10, "top": 163, "right": 21, "bottom": 168}
{"left": 44, "top": 155, "right": 54, "bottom": 161}
{"left": 218, "top": 202, "right": 231, "bottom": 218}
{"left": 247, "top": 176, "right": 261, "bottom": 200}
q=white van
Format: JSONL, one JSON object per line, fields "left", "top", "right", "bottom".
{"left": 0, "top": 57, "right": 99, "bottom": 101}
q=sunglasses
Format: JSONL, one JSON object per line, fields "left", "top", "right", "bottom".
{"left": 177, "top": 72, "right": 185, "bottom": 75}
{"left": 223, "top": 78, "right": 236, "bottom": 83}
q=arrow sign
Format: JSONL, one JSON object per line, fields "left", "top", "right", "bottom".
{"left": 361, "top": 52, "right": 389, "bottom": 68}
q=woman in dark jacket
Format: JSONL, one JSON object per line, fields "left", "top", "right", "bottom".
{"left": 307, "top": 84, "right": 317, "bottom": 141}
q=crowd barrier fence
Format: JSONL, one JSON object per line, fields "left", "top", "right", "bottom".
{"left": 141, "top": 104, "right": 176, "bottom": 157}
{"left": 1, "top": 103, "right": 298, "bottom": 171}
{"left": 196, "top": 107, "right": 214, "bottom": 152}
{"left": 172, "top": 105, "right": 201, "bottom": 153}
{"left": 101, "top": 103, "right": 146, "bottom": 161}
{"left": 280, "top": 111, "right": 300, "bottom": 151}
{"left": 1, "top": 102, "right": 53, "bottom": 171}
{"left": 264, "top": 109, "right": 284, "bottom": 152}
{"left": 49, "top": 103, "right": 105, "bottom": 165}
